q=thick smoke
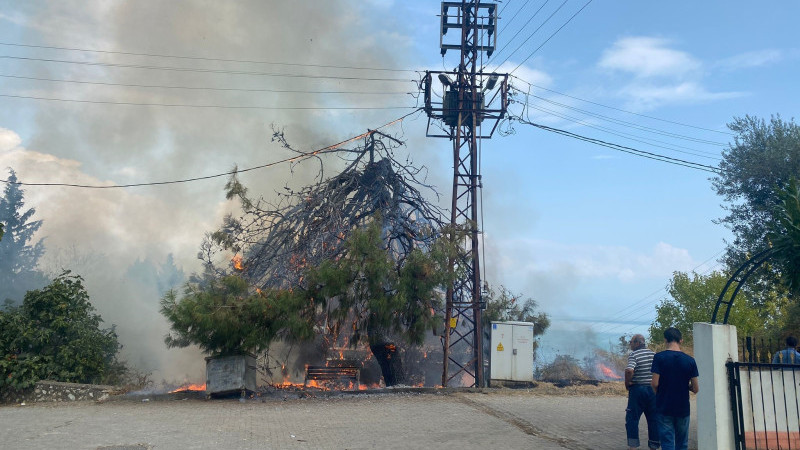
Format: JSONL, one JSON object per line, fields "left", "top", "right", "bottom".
{"left": 0, "top": 0, "right": 435, "bottom": 382}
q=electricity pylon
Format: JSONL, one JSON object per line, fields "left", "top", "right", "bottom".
{"left": 423, "top": 1, "right": 509, "bottom": 387}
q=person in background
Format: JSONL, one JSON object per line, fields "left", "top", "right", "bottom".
{"left": 625, "top": 334, "right": 660, "bottom": 450}
{"left": 772, "top": 336, "right": 800, "bottom": 364}
{"left": 651, "top": 327, "right": 699, "bottom": 450}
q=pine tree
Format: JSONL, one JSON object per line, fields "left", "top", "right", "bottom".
{"left": 0, "top": 169, "right": 48, "bottom": 304}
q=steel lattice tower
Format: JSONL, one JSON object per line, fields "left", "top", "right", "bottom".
{"left": 423, "top": 1, "right": 508, "bottom": 387}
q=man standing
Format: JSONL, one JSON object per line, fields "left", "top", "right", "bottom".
{"left": 625, "top": 334, "right": 660, "bottom": 450}
{"left": 651, "top": 327, "right": 699, "bottom": 450}
{"left": 772, "top": 336, "right": 800, "bottom": 364}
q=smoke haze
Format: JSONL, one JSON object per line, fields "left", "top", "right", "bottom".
{"left": 0, "top": 0, "right": 437, "bottom": 381}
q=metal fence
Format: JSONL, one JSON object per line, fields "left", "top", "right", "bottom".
{"left": 728, "top": 337, "right": 800, "bottom": 450}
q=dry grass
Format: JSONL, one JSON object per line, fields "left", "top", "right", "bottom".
{"left": 485, "top": 381, "right": 628, "bottom": 397}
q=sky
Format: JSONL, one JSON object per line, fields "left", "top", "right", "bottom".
{"left": 0, "top": 0, "right": 798, "bottom": 376}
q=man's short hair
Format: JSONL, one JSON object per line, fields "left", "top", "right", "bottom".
{"left": 787, "top": 336, "right": 798, "bottom": 348}
{"left": 631, "top": 334, "right": 645, "bottom": 345}
{"left": 664, "top": 327, "right": 682, "bottom": 343}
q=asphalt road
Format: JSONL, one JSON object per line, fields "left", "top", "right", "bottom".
{"left": 0, "top": 389, "right": 697, "bottom": 449}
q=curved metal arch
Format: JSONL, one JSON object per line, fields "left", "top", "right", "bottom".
{"left": 711, "top": 247, "right": 776, "bottom": 324}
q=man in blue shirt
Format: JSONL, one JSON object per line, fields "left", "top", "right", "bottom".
{"left": 772, "top": 336, "right": 800, "bottom": 364}
{"left": 651, "top": 327, "right": 699, "bottom": 450}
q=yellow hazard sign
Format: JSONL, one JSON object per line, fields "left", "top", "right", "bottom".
{"left": 449, "top": 317, "right": 458, "bottom": 328}
{"left": 497, "top": 343, "right": 504, "bottom": 351}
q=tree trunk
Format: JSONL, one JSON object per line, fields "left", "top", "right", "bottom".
{"left": 369, "top": 342, "right": 405, "bottom": 386}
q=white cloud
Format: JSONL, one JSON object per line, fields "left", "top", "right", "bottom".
{"left": 596, "top": 36, "right": 745, "bottom": 110}
{"left": 599, "top": 37, "right": 701, "bottom": 79}
{"left": 717, "top": 49, "right": 784, "bottom": 70}
{"left": 620, "top": 81, "right": 746, "bottom": 110}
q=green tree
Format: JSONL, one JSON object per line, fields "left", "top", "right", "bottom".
{"left": 0, "top": 272, "right": 123, "bottom": 393}
{"left": 160, "top": 275, "right": 314, "bottom": 356}
{"left": 713, "top": 115, "right": 800, "bottom": 299}
{"left": 301, "top": 220, "right": 458, "bottom": 386}
{"left": 0, "top": 169, "right": 48, "bottom": 304}
{"left": 481, "top": 285, "right": 550, "bottom": 360}
{"left": 769, "top": 177, "right": 800, "bottom": 295}
{"left": 649, "top": 271, "right": 773, "bottom": 344}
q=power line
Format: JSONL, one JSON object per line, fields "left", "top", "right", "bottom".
{"left": 0, "top": 93, "right": 417, "bottom": 111}
{"left": 511, "top": 0, "right": 593, "bottom": 73}
{"left": 525, "top": 93, "right": 728, "bottom": 148}
{"left": 495, "top": 0, "right": 537, "bottom": 45}
{"left": 0, "top": 73, "right": 412, "bottom": 96}
{"left": 522, "top": 101, "right": 722, "bottom": 161}
{"left": 0, "top": 41, "right": 417, "bottom": 73}
{"left": 0, "top": 110, "right": 421, "bottom": 189}
{"left": 0, "top": 55, "right": 414, "bottom": 83}
{"left": 516, "top": 118, "right": 721, "bottom": 173}
{"left": 590, "top": 250, "right": 726, "bottom": 335}
{"left": 511, "top": 76, "right": 736, "bottom": 136}
{"left": 493, "top": 0, "right": 564, "bottom": 68}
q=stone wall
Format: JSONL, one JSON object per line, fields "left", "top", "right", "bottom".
{"left": 1, "top": 380, "right": 117, "bottom": 404}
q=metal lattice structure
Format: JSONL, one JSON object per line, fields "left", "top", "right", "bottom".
{"left": 423, "top": 1, "right": 509, "bottom": 387}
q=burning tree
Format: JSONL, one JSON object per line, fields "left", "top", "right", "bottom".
{"left": 202, "top": 130, "right": 455, "bottom": 385}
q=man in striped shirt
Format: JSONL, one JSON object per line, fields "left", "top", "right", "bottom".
{"left": 625, "top": 334, "right": 660, "bottom": 450}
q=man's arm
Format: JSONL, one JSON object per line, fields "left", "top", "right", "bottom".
{"left": 689, "top": 376, "right": 699, "bottom": 394}
{"left": 625, "top": 368, "right": 634, "bottom": 390}
{"left": 651, "top": 373, "right": 659, "bottom": 394}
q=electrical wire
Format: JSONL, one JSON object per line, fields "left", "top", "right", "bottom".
{"left": 510, "top": 0, "right": 592, "bottom": 73}
{"left": 0, "top": 109, "right": 421, "bottom": 189}
{"left": 525, "top": 93, "right": 728, "bottom": 148}
{"left": 0, "top": 41, "right": 417, "bottom": 73}
{"left": 516, "top": 118, "right": 721, "bottom": 173}
{"left": 589, "top": 251, "right": 726, "bottom": 335}
{"left": 511, "top": 75, "right": 736, "bottom": 136}
{"left": 496, "top": 0, "right": 535, "bottom": 42}
{"left": 0, "top": 93, "right": 417, "bottom": 111}
{"left": 0, "top": 73, "right": 412, "bottom": 95}
{"left": 523, "top": 101, "right": 722, "bottom": 161}
{"left": 492, "top": 0, "right": 562, "bottom": 68}
{"left": 0, "top": 55, "right": 414, "bottom": 83}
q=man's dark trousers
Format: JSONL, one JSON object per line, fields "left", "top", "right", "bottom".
{"left": 626, "top": 384, "right": 660, "bottom": 449}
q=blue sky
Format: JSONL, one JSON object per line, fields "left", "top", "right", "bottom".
{"left": 0, "top": 1, "right": 798, "bottom": 370}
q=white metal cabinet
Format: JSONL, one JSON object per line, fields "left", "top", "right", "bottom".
{"left": 490, "top": 321, "right": 534, "bottom": 382}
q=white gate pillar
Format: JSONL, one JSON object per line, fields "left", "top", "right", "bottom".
{"left": 693, "top": 322, "right": 738, "bottom": 450}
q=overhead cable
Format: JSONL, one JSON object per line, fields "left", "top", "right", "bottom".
{"left": 523, "top": 101, "right": 722, "bottom": 161}
{"left": 0, "top": 109, "right": 421, "bottom": 189}
{"left": 517, "top": 118, "right": 721, "bottom": 173}
{"left": 0, "top": 93, "right": 416, "bottom": 111}
{"left": 0, "top": 73, "right": 411, "bottom": 95}
{"left": 511, "top": 76, "right": 736, "bottom": 136}
{"left": 0, "top": 55, "right": 414, "bottom": 82}
{"left": 510, "top": 0, "right": 593, "bottom": 73}
{"left": 0, "top": 41, "right": 416, "bottom": 73}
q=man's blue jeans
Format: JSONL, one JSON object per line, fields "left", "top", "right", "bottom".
{"left": 626, "top": 384, "right": 660, "bottom": 449}
{"left": 656, "top": 414, "right": 690, "bottom": 450}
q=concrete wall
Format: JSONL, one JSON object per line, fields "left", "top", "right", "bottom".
{"left": 694, "top": 322, "right": 738, "bottom": 450}
{"left": 1, "top": 380, "right": 115, "bottom": 404}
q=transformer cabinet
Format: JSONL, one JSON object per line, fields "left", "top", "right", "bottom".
{"left": 490, "top": 321, "right": 535, "bottom": 384}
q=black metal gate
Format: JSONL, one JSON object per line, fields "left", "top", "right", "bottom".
{"left": 728, "top": 338, "right": 800, "bottom": 449}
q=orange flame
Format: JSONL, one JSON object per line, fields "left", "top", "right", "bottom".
{"left": 232, "top": 254, "right": 244, "bottom": 271}
{"left": 597, "top": 363, "right": 622, "bottom": 380}
{"left": 169, "top": 383, "right": 206, "bottom": 393}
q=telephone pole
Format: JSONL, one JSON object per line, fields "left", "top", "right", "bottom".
{"left": 423, "top": 1, "right": 509, "bottom": 387}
